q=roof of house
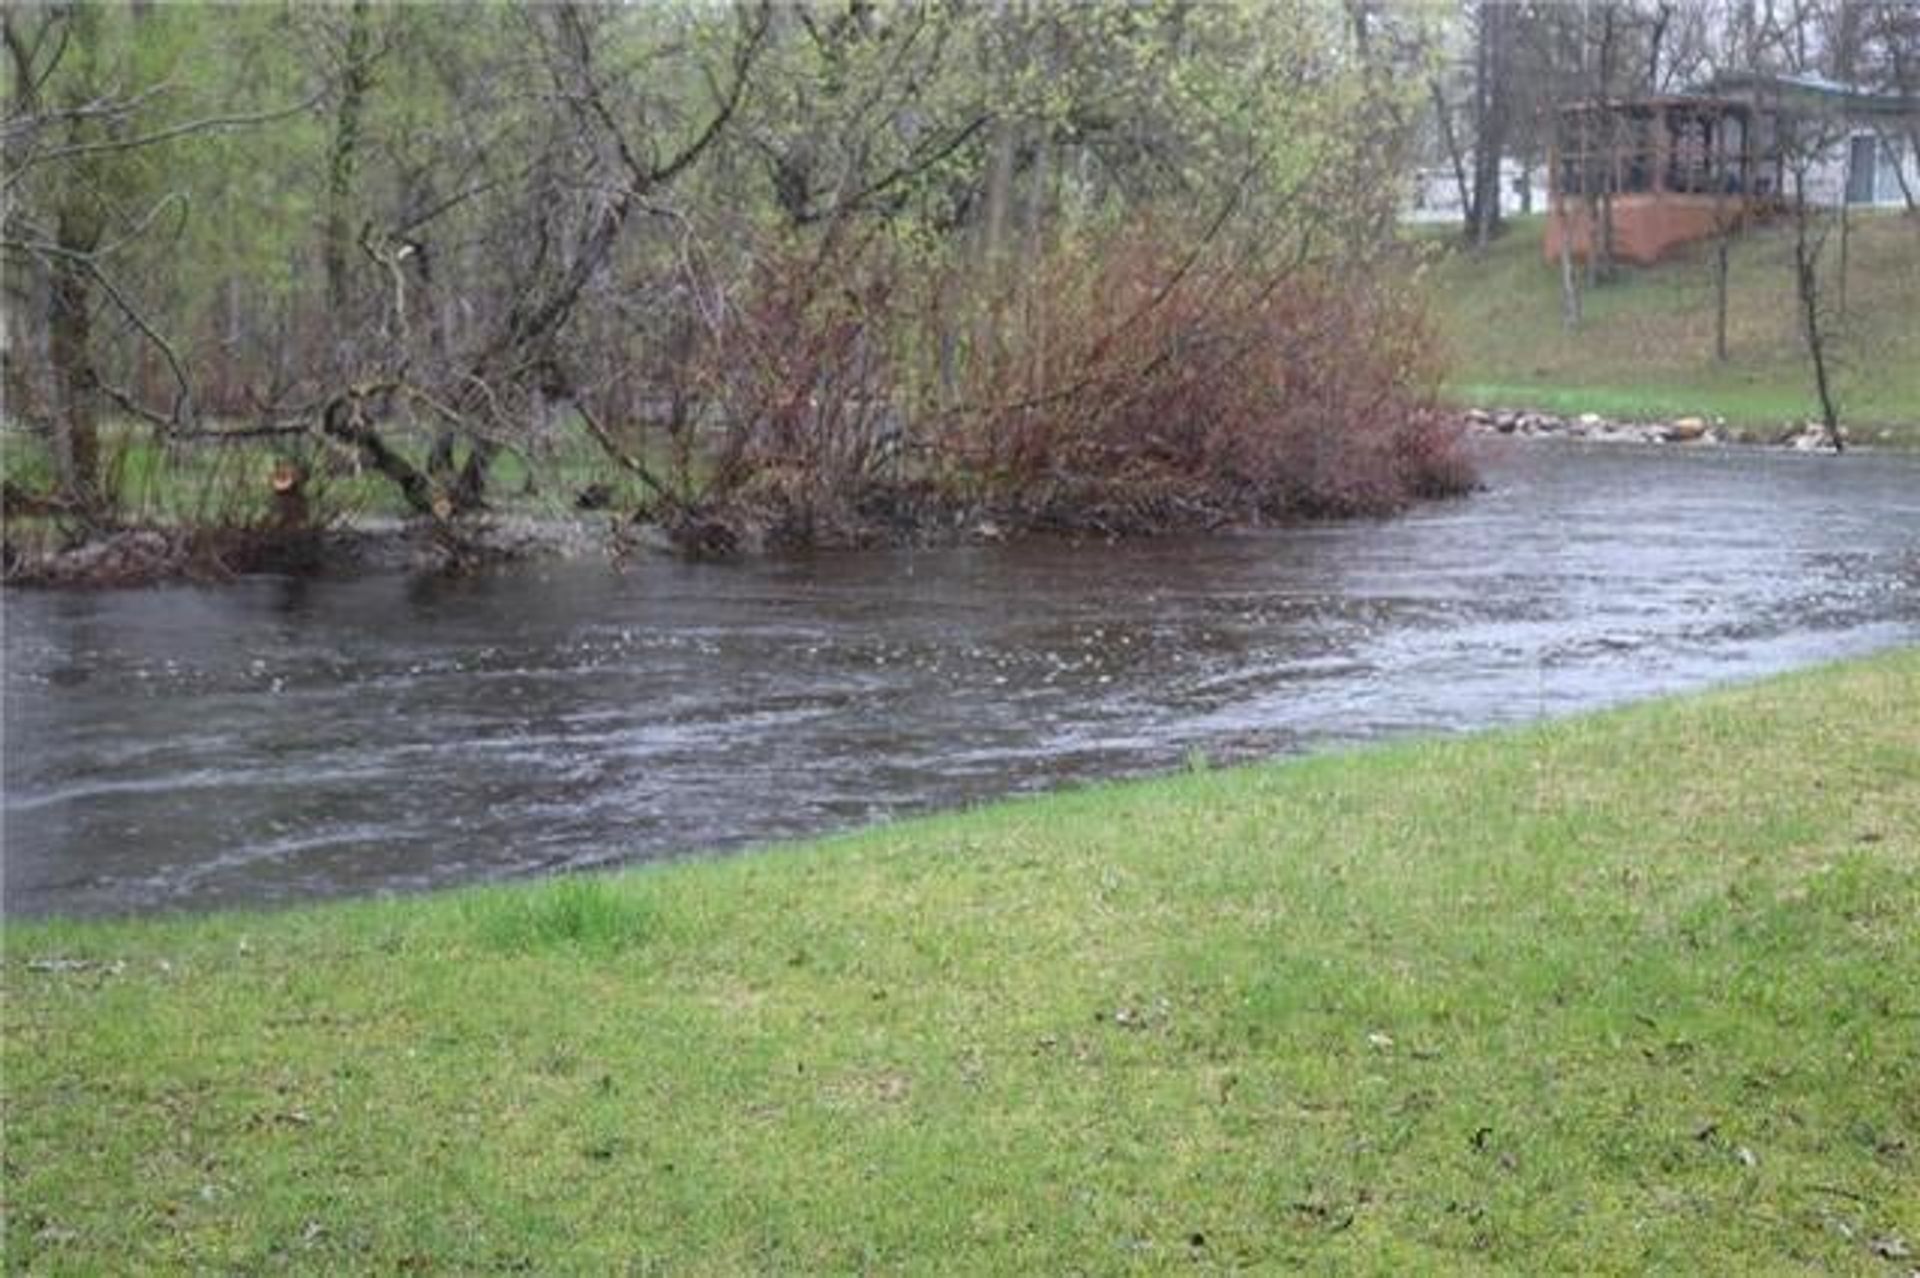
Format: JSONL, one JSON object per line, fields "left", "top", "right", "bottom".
{"left": 1704, "top": 71, "right": 1920, "bottom": 117}
{"left": 1555, "top": 72, "right": 1919, "bottom": 122}
{"left": 1556, "top": 95, "right": 1755, "bottom": 115}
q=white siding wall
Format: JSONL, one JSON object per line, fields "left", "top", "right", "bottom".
{"left": 1403, "top": 161, "right": 1552, "bottom": 224}
{"left": 1862, "top": 132, "right": 1919, "bottom": 207}
{"left": 1782, "top": 132, "right": 1914, "bottom": 208}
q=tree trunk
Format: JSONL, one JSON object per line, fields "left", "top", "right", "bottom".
{"left": 1713, "top": 231, "right": 1730, "bottom": 362}
{"left": 321, "top": 386, "right": 439, "bottom": 515}
{"left": 1559, "top": 208, "right": 1582, "bottom": 331}
{"left": 1586, "top": 2, "right": 1620, "bottom": 283}
{"left": 1468, "top": 1, "right": 1509, "bottom": 247}
{"left": 1598, "top": 11, "right": 1618, "bottom": 279}
{"left": 1598, "top": 185, "right": 1616, "bottom": 273}
{"left": 1791, "top": 183, "right": 1843, "bottom": 451}
{"left": 1345, "top": 0, "right": 1372, "bottom": 62}
{"left": 1836, "top": 197, "right": 1850, "bottom": 319}
{"left": 47, "top": 244, "right": 100, "bottom": 507}
{"left": 45, "top": 6, "right": 108, "bottom": 511}
{"left": 1646, "top": 1, "right": 1672, "bottom": 90}
{"left": 981, "top": 117, "right": 1016, "bottom": 269}
{"left": 1430, "top": 78, "right": 1471, "bottom": 228}
{"left": 1022, "top": 126, "right": 1050, "bottom": 401}
{"left": 324, "top": 0, "right": 374, "bottom": 320}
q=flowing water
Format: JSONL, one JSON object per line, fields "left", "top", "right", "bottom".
{"left": 6, "top": 441, "right": 1918, "bottom": 917}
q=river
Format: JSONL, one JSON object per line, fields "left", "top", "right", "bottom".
{"left": 6, "top": 440, "right": 1917, "bottom": 917}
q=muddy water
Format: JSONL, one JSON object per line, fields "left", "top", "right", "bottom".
{"left": 6, "top": 441, "right": 1917, "bottom": 917}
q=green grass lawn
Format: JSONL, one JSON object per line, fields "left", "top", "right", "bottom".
{"left": 6, "top": 651, "right": 1918, "bottom": 1272}
{"left": 1425, "top": 211, "right": 1920, "bottom": 443}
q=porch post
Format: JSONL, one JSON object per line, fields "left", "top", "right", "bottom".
{"left": 1652, "top": 104, "right": 1670, "bottom": 194}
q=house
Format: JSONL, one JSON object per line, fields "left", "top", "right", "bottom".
{"left": 1545, "top": 72, "right": 1918, "bottom": 265}
{"left": 1404, "top": 159, "right": 1550, "bottom": 225}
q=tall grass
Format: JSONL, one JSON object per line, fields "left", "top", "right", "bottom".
{"left": 466, "top": 874, "right": 654, "bottom": 956}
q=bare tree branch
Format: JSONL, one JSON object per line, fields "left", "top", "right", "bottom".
{"left": 16, "top": 90, "right": 326, "bottom": 171}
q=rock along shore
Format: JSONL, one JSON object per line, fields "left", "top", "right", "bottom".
{"left": 1457, "top": 407, "right": 1846, "bottom": 452}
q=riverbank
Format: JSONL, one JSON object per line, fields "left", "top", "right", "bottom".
{"left": 1426, "top": 212, "right": 1920, "bottom": 447}
{"left": 0, "top": 512, "right": 620, "bottom": 588}
{"left": 0, "top": 410, "right": 1885, "bottom": 588}
{"left": 8, "top": 649, "right": 1917, "bottom": 1270}
{"left": 3, "top": 433, "right": 1475, "bottom": 587}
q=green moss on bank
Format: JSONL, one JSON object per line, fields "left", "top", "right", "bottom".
{"left": 1426, "top": 213, "right": 1920, "bottom": 442}
{"left": 6, "top": 650, "right": 1919, "bottom": 1272}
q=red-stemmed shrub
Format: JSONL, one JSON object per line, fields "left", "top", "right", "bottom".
{"left": 937, "top": 222, "right": 1469, "bottom": 531}
{"left": 676, "top": 218, "right": 1471, "bottom": 548}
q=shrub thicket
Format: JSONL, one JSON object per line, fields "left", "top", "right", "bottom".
{"left": 670, "top": 222, "right": 1470, "bottom": 549}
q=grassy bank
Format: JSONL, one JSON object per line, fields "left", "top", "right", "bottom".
{"left": 1425, "top": 212, "right": 1920, "bottom": 443}
{"left": 7, "top": 652, "right": 1919, "bottom": 1272}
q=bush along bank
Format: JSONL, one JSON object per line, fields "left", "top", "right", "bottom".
{"left": 6, "top": 230, "right": 1478, "bottom": 585}
{"left": 544, "top": 227, "right": 1477, "bottom": 556}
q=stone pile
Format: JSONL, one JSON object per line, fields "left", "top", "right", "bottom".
{"left": 1459, "top": 408, "right": 1846, "bottom": 452}
{"left": 1460, "top": 408, "right": 1722, "bottom": 445}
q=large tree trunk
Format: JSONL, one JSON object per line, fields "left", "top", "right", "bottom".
{"left": 47, "top": 242, "right": 100, "bottom": 507}
{"left": 1430, "top": 78, "right": 1472, "bottom": 229}
{"left": 1468, "top": 0, "right": 1509, "bottom": 247}
{"left": 324, "top": 0, "right": 374, "bottom": 321}
{"left": 3, "top": 12, "right": 48, "bottom": 433}
{"left": 45, "top": 8, "right": 108, "bottom": 512}
{"left": 1582, "top": 2, "right": 1621, "bottom": 286}
{"left": 1646, "top": 1, "right": 1672, "bottom": 90}
{"left": 1559, "top": 206, "right": 1582, "bottom": 331}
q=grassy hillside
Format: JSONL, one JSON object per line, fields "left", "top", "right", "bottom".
{"left": 7, "top": 650, "right": 1918, "bottom": 1272}
{"left": 1425, "top": 211, "right": 1920, "bottom": 442}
